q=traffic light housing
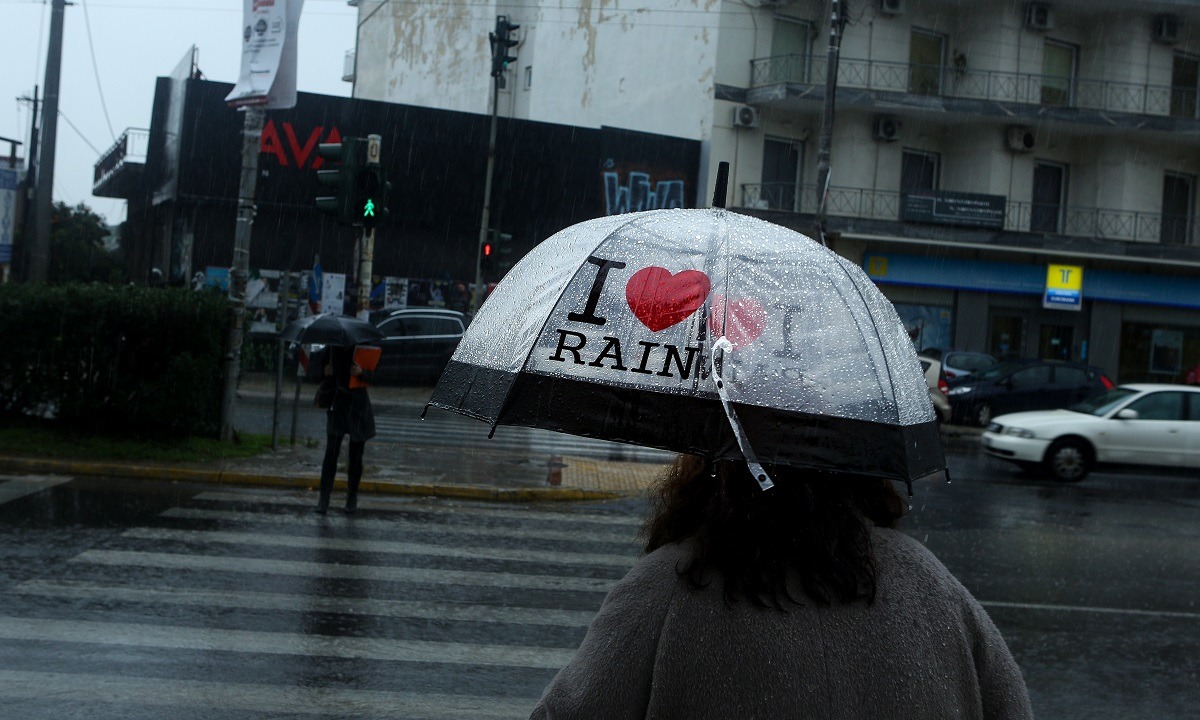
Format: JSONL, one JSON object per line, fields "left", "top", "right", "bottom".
{"left": 480, "top": 237, "right": 497, "bottom": 277}
{"left": 489, "top": 15, "right": 520, "bottom": 87}
{"left": 315, "top": 137, "right": 364, "bottom": 226}
{"left": 355, "top": 165, "right": 390, "bottom": 229}
{"left": 481, "top": 228, "right": 513, "bottom": 280}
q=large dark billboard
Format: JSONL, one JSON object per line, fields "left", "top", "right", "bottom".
{"left": 151, "top": 79, "right": 700, "bottom": 283}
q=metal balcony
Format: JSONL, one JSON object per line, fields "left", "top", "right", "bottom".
{"left": 92, "top": 127, "right": 149, "bottom": 199}
{"left": 343, "top": 51, "right": 355, "bottom": 83}
{"left": 749, "top": 55, "right": 1192, "bottom": 119}
{"left": 739, "top": 182, "right": 1195, "bottom": 246}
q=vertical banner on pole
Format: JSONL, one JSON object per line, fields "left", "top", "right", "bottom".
{"left": 226, "top": 0, "right": 306, "bottom": 110}
{"left": 0, "top": 168, "right": 18, "bottom": 267}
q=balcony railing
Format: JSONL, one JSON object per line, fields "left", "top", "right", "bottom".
{"left": 740, "top": 182, "right": 1195, "bottom": 245}
{"left": 92, "top": 127, "right": 149, "bottom": 189}
{"left": 750, "top": 55, "right": 1186, "bottom": 118}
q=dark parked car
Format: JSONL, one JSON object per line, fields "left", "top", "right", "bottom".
{"left": 305, "top": 308, "right": 467, "bottom": 384}
{"left": 945, "top": 358, "right": 1113, "bottom": 427}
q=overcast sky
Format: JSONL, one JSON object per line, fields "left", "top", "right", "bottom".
{"left": 2, "top": 0, "right": 358, "bottom": 225}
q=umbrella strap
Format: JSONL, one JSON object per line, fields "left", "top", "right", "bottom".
{"left": 710, "top": 338, "right": 775, "bottom": 492}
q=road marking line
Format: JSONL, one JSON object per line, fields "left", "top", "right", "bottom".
{"left": 0, "top": 669, "right": 537, "bottom": 717}
{"left": 70, "top": 549, "right": 619, "bottom": 593}
{"left": 160, "top": 507, "right": 639, "bottom": 544}
{"left": 121, "top": 526, "right": 638, "bottom": 567}
{"left": 191, "top": 490, "right": 646, "bottom": 526}
{"left": 982, "top": 599, "right": 1200, "bottom": 620}
{"left": 0, "top": 476, "right": 72, "bottom": 505}
{"left": 11, "top": 579, "right": 599, "bottom": 628}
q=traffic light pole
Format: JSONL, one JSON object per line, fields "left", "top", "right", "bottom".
{"left": 357, "top": 227, "right": 375, "bottom": 320}
{"left": 472, "top": 71, "right": 500, "bottom": 315}
{"left": 219, "top": 105, "right": 265, "bottom": 443}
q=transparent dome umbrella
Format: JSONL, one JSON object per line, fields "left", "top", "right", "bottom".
{"left": 426, "top": 208, "right": 946, "bottom": 489}
{"left": 281, "top": 312, "right": 384, "bottom": 347}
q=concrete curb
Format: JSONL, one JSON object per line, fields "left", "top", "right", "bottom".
{"left": 0, "top": 456, "right": 630, "bottom": 503}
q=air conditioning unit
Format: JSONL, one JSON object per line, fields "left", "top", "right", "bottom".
{"left": 1154, "top": 14, "right": 1180, "bottom": 44}
{"left": 732, "top": 105, "right": 760, "bottom": 129}
{"left": 873, "top": 116, "right": 901, "bottom": 142}
{"left": 1006, "top": 126, "right": 1037, "bottom": 153}
{"left": 1025, "top": 2, "right": 1053, "bottom": 31}
{"left": 879, "top": 0, "right": 905, "bottom": 16}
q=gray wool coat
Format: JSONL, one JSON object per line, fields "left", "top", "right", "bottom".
{"left": 530, "top": 527, "right": 1033, "bottom": 720}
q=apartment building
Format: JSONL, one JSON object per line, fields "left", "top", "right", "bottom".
{"left": 348, "top": 0, "right": 1200, "bottom": 383}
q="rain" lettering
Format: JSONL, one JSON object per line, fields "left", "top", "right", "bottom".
{"left": 548, "top": 330, "right": 703, "bottom": 379}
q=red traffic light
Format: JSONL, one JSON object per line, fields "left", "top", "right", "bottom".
{"left": 483, "top": 243, "right": 493, "bottom": 256}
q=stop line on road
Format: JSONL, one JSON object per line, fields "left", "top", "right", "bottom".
{"left": 0, "top": 486, "right": 643, "bottom": 719}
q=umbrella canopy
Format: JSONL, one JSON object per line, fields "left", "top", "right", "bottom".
{"left": 281, "top": 313, "right": 384, "bottom": 347}
{"left": 427, "top": 208, "right": 945, "bottom": 486}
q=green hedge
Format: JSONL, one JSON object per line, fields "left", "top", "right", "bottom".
{"left": 0, "top": 284, "right": 230, "bottom": 438}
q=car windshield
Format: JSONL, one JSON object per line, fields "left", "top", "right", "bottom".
{"left": 1068, "top": 387, "right": 1139, "bottom": 416}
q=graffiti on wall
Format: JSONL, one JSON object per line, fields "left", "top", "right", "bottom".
{"left": 603, "top": 169, "right": 686, "bottom": 216}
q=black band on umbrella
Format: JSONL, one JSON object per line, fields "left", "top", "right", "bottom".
{"left": 428, "top": 360, "right": 946, "bottom": 484}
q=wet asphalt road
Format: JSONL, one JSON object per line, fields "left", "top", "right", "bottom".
{"left": 0, "top": 454, "right": 1197, "bottom": 719}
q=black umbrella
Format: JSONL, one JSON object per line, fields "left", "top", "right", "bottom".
{"left": 281, "top": 313, "right": 384, "bottom": 347}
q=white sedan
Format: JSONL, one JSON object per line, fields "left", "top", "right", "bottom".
{"left": 981, "top": 384, "right": 1200, "bottom": 482}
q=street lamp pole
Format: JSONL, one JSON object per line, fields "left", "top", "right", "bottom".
{"left": 814, "top": 0, "right": 846, "bottom": 249}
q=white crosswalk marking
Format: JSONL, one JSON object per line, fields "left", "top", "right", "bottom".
{"left": 0, "top": 475, "right": 72, "bottom": 505}
{"left": 0, "top": 487, "right": 644, "bottom": 719}
{"left": 0, "top": 670, "right": 533, "bottom": 718}
{"left": 376, "top": 412, "right": 675, "bottom": 463}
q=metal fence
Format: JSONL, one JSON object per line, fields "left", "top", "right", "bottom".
{"left": 750, "top": 55, "right": 1186, "bottom": 118}
{"left": 740, "top": 182, "right": 1194, "bottom": 245}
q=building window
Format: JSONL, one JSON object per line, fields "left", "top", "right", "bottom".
{"left": 1031, "top": 161, "right": 1068, "bottom": 233}
{"left": 759, "top": 136, "right": 803, "bottom": 211}
{"left": 900, "top": 149, "right": 940, "bottom": 194}
{"left": 524, "top": 65, "right": 533, "bottom": 90}
{"left": 1161, "top": 172, "right": 1195, "bottom": 245}
{"left": 908, "top": 30, "right": 946, "bottom": 95}
{"left": 1041, "top": 40, "right": 1076, "bottom": 106}
{"left": 1170, "top": 53, "right": 1199, "bottom": 119}
{"left": 767, "top": 17, "right": 810, "bottom": 83}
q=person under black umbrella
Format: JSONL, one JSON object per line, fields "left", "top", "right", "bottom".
{"left": 315, "top": 345, "right": 376, "bottom": 514}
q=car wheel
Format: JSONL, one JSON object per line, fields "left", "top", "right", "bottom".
{"left": 1045, "top": 439, "right": 1091, "bottom": 483}
{"left": 974, "top": 403, "right": 993, "bottom": 428}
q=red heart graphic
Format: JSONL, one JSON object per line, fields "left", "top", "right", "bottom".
{"left": 707, "top": 294, "right": 766, "bottom": 348}
{"left": 625, "top": 267, "right": 711, "bottom": 332}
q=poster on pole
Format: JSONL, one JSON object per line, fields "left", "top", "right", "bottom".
{"left": 0, "top": 168, "right": 17, "bottom": 264}
{"left": 225, "top": 0, "right": 305, "bottom": 110}
{"left": 321, "top": 272, "right": 346, "bottom": 315}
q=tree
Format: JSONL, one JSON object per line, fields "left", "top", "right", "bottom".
{"left": 48, "top": 201, "right": 127, "bottom": 284}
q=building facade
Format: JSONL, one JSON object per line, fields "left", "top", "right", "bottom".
{"left": 349, "top": 0, "right": 1200, "bottom": 384}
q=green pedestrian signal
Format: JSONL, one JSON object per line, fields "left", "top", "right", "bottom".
{"left": 355, "top": 165, "right": 389, "bottom": 230}
{"left": 363, "top": 198, "right": 376, "bottom": 218}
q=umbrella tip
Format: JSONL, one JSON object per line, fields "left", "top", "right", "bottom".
{"left": 711, "top": 161, "right": 729, "bottom": 209}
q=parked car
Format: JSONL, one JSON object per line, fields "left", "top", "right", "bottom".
{"left": 918, "top": 347, "right": 997, "bottom": 380}
{"left": 981, "top": 384, "right": 1200, "bottom": 482}
{"left": 945, "top": 358, "right": 1113, "bottom": 427}
{"left": 918, "top": 356, "right": 951, "bottom": 424}
{"left": 305, "top": 308, "right": 467, "bottom": 384}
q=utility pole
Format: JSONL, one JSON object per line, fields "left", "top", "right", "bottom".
{"left": 474, "top": 15, "right": 519, "bottom": 314}
{"left": 813, "top": 0, "right": 846, "bottom": 249}
{"left": 30, "top": 0, "right": 67, "bottom": 284}
{"left": 218, "top": 106, "right": 265, "bottom": 443}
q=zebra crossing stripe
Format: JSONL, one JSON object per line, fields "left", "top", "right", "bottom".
{"left": 160, "top": 507, "right": 639, "bottom": 545}
{"left": 0, "top": 476, "right": 72, "bottom": 505}
{"left": 121, "top": 527, "right": 639, "bottom": 567}
{"left": 191, "top": 490, "right": 647, "bottom": 526}
{"left": 0, "top": 616, "right": 576, "bottom": 669}
{"left": 71, "top": 550, "right": 619, "bottom": 593}
{"left": 0, "top": 669, "right": 537, "bottom": 717}
{"left": 12, "top": 579, "right": 599, "bottom": 627}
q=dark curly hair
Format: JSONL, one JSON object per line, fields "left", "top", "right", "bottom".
{"left": 641, "top": 455, "right": 907, "bottom": 608}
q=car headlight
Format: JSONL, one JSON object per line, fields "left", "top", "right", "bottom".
{"left": 947, "top": 386, "right": 973, "bottom": 396}
{"left": 1004, "top": 427, "right": 1035, "bottom": 439}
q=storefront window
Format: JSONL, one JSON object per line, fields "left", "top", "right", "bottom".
{"left": 1118, "top": 322, "right": 1200, "bottom": 383}
{"left": 894, "top": 302, "right": 953, "bottom": 352}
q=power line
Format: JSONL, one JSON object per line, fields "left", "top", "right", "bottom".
{"left": 80, "top": 0, "right": 117, "bottom": 142}
{"left": 55, "top": 108, "right": 102, "bottom": 155}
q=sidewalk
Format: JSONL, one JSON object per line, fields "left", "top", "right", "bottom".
{"left": 0, "top": 373, "right": 984, "bottom": 503}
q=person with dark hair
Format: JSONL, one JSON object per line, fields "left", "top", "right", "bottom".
{"left": 530, "top": 455, "right": 1032, "bottom": 719}
{"left": 315, "top": 345, "right": 375, "bottom": 514}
